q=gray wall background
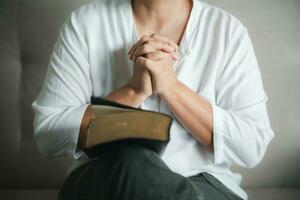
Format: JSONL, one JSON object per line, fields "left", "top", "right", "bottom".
{"left": 205, "top": 0, "right": 300, "bottom": 187}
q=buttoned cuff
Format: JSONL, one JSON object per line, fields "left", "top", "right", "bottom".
{"left": 211, "top": 102, "right": 228, "bottom": 165}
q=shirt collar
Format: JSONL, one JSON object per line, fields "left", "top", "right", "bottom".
{"left": 177, "top": 0, "right": 199, "bottom": 58}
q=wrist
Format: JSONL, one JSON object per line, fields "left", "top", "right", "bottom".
{"left": 105, "top": 83, "right": 150, "bottom": 108}
{"left": 158, "top": 79, "right": 181, "bottom": 99}
{"left": 125, "top": 83, "right": 150, "bottom": 102}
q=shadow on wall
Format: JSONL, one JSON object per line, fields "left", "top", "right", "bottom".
{"left": 1, "top": 0, "right": 91, "bottom": 189}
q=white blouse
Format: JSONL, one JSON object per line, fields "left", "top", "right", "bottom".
{"left": 31, "top": 0, "right": 274, "bottom": 199}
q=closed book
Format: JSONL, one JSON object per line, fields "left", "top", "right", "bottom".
{"left": 82, "top": 96, "right": 173, "bottom": 158}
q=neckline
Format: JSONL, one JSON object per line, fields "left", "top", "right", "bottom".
{"left": 125, "top": 0, "right": 198, "bottom": 58}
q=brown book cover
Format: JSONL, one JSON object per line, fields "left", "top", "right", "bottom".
{"left": 82, "top": 96, "right": 173, "bottom": 158}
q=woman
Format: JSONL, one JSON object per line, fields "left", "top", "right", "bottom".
{"left": 32, "top": 0, "right": 274, "bottom": 199}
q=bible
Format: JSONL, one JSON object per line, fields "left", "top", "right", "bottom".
{"left": 82, "top": 96, "right": 173, "bottom": 158}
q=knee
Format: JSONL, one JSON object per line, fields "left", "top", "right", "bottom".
{"left": 87, "top": 144, "right": 155, "bottom": 170}
{"left": 114, "top": 144, "right": 154, "bottom": 165}
{"left": 111, "top": 143, "right": 165, "bottom": 178}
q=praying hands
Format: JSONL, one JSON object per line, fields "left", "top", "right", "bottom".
{"left": 128, "top": 33, "right": 180, "bottom": 97}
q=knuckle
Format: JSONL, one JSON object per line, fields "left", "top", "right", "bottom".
{"left": 136, "top": 45, "right": 144, "bottom": 54}
{"left": 143, "top": 58, "right": 150, "bottom": 66}
{"left": 135, "top": 57, "right": 143, "bottom": 64}
{"left": 140, "top": 37, "right": 147, "bottom": 43}
{"left": 141, "top": 45, "right": 148, "bottom": 53}
{"left": 162, "top": 42, "right": 171, "bottom": 49}
{"left": 155, "top": 41, "right": 166, "bottom": 50}
{"left": 135, "top": 45, "right": 142, "bottom": 53}
{"left": 136, "top": 57, "right": 148, "bottom": 66}
{"left": 152, "top": 33, "right": 161, "bottom": 40}
{"left": 141, "top": 35, "right": 150, "bottom": 42}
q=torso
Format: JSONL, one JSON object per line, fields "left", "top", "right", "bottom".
{"left": 69, "top": 0, "right": 250, "bottom": 199}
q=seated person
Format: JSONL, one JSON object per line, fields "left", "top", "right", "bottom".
{"left": 32, "top": 0, "right": 274, "bottom": 199}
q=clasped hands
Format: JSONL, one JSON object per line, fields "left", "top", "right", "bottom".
{"left": 127, "top": 33, "right": 180, "bottom": 100}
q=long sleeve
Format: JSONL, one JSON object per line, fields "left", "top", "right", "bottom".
{"left": 212, "top": 26, "right": 274, "bottom": 168}
{"left": 31, "top": 11, "right": 92, "bottom": 159}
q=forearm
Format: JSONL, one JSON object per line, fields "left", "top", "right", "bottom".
{"left": 159, "top": 80, "right": 214, "bottom": 150}
{"left": 105, "top": 83, "right": 148, "bottom": 108}
{"left": 77, "top": 84, "right": 148, "bottom": 149}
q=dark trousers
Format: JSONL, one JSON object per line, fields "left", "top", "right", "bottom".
{"left": 58, "top": 143, "right": 243, "bottom": 200}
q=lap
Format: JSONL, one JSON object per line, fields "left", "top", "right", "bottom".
{"left": 58, "top": 144, "right": 242, "bottom": 200}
